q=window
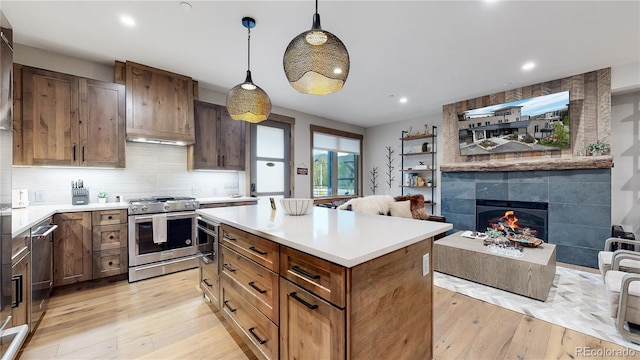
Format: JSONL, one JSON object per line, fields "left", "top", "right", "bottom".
{"left": 311, "top": 125, "right": 362, "bottom": 198}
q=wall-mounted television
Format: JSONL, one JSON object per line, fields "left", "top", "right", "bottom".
{"left": 458, "top": 91, "right": 570, "bottom": 156}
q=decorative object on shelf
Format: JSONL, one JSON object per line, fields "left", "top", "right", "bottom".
{"left": 226, "top": 17, "right": 271, "bottom": 123}
{"left": 283, "top": 0, "right": 349, "bottom": 95}
{"left": 385, "top": 146, "right": 395, "bottom": 189}
{"left": 97, "top": 191, "right": 108, "bottom": 203}
{"left": 369, "top": 167, "right": 379, "bottom": 194}
{"left": 416, "top": 176, "right": 425, "bottom": 187}
{"left": 586, "top": 140, "right": 609, "bottom": 156}
{"left": 426, "top": 178, "right": 433, "bottom": 187}
{"left": 422, "top": 142, "right": 430, "bottom": 152}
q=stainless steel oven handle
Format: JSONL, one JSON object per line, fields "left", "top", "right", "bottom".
{"left": 197, "top": 216, "right": 220, "bottom": 227}
{"left": 197, "top": 225, "right": 218, "bottom": 238}
{"left": 132, "top": 211, "right": 197, "bottom": 221}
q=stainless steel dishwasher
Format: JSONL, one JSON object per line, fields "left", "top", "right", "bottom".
{"left": 30, "top": 218, "right": 56, "bottom": 333}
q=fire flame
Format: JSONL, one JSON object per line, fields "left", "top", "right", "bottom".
{"left": 489, "top": 210, "right": 538, "bottom": 236}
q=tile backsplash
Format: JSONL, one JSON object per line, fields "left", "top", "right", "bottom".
{"left": 12, "top": 142, "right": 243, "bottom": 205}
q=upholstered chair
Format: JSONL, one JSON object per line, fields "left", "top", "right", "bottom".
{"left": 598, "top": 237, "right": 640, "bottom": 278}
{"left": 604, "top": 252, "right": 640, "bottom": 344}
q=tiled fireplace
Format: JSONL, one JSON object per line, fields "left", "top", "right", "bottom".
{"left": 440, "top": 169, "right": 611, "bottom": 268}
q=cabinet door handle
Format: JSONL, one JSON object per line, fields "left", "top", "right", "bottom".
{"left": 108, "top": 216, "right": 113, "bottom": 220}
{"left": 73, "top": 144, "right": 77, "bottom": 161}
{"left": 11, "top": 275, "right": 22, "bottom": 308}
{"left": 248, "top": 281, "right": 267, "bottom": 294}
{"left": 223, "top": 234, "right": 236, "bottom": 241}
{"left": 223, "top": 263, "right": 236, "bottom": 272}
{"left": 82, "top": 145, "right": 85, "bottom": 162}
{"left": 222, "top": 155, "right": 225, "bottom": 167}
{"left": 108, "top": 261, "right": 113, "bottom": 266}
{"left": 217, "top": 155, "right": 221, "bottom": 166}
{"left": 249, "top": 246, "right": 267, "bottom": 256}
{"left": 223, "top": 300, "right": 237, "bottom": 312}
{"left": 291, "top": 265, "right": 320, "bottom": 280}
{"left": 109, "top": 235, "right": 114, "bottom": 240}
{"left": 248, "top": 327, "right": 267, "bottom": 345}
{"left": 203, "top": 279, "right": 212, "bottom": 287}
{"left": 290, "top": 292, "right": 318, "bottom": 310}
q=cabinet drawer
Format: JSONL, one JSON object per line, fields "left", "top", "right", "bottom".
{"left": 200, "top": 259, "right": 220, "bottom": 311}
{"left": 221, "top": 279, "right": 278, "bottom": 360}
{"left": 280, "top": 246, "right": 346, "bottom": 308}
{"left": 92, "top": 248, "right": 127, "bottom": 278}
{"left": 11, "top": 232, "right": 30, "bottom": 263}
{"left": 280, "top": 279, "right": 345, "bottom": 360}
{"left": 92, "top": 209, "right": 127, "bottom": 226}
{"left": 221, "top": 225, "right": 279, "bottom": 272}
{"left": 92, "top": 224, "right": 127, "bottom": 251}
{"left": 221, "top": 245, "right": 279, "bottom": 324}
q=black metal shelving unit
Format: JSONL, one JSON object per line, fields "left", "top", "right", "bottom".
{"left": 400, "top": 126, "right": 437, "bottom": 212}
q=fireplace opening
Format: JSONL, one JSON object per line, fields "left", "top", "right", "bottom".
{"left": 476, "top": 199, "right": 549, "bottom": 241}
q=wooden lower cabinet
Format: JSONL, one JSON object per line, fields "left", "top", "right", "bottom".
{"left": 53, "top": 212, "right": 92, "bottom": 286}
{"left": 221, "top": 279, "right": 279, "bottom": 360}
{"left": 280, "top": 279, "right": 345, "bottom": 359}
{"left": 92, "top": 210, "right": 128, "bottom": 278}
{"left": 92, "top": 248, "right": 127, "bottom": 279}
{"left": 200, "top": 256, "right": 220, "bottom": 311}
{"left": 11, "top": 251, "right": 30, "bottom": 328}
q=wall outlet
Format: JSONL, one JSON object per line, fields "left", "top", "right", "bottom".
{"left": 422, "top": 253, "right": 430, "bottom": 276}
{"left": 211, "top": 188, "right": 218, "bottom": 195}
{"left": 224, "top": 182, "right": 238, "bottom": 189}
{"left": 34, "top": 191, "right": 44, "bottom": 202}
{"left": 191, "top": 188, "right": 198, "bottom": 195}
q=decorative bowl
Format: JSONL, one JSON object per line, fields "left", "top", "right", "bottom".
{"left": 280, "top": 198, "right": 314, "bottom": 216}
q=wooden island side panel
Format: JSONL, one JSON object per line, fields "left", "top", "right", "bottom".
{"left": 348, "top": 239, "right": 433, "bottom": 360}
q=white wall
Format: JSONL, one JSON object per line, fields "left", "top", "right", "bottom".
{"left": 611, "top": 90, "right": 640, "bottom": 238}
{"left": 12, "top": 44, "right": 365, "bottom": 203}
{"left": 364, "top": 113, "right": 444, "bottom": 215}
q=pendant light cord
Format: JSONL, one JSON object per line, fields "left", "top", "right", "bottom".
{"left": 247, "top": 26, "right": 251, "bottom": 72}
{"left": 315, "top": 0, "right": 318, "bottom": 14}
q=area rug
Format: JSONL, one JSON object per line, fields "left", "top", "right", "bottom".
{"left": 434, "top": 267, "right": 640, "bottom": 351}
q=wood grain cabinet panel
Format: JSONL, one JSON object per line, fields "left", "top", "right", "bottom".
{"left": 14, "top": 65, "right": 125, "bottom": 167}
{"left": 79, "top": 79, "right": 125, "bottom": 168}
{"left": 125, "top": 61, "right": 195, "bottom": 143}
{"left": 221, "top": 279, "right": 279, "bottom": 360}
{"left": 280, "top": 278, "right": 345, "bottom": 360}
{"left": 221, "top": 245, "right": 279, "bottom": 324}
{"left": 280, "top": 246, "right": 346, "bottom": 308}
{"left": 53, "top": 212, "right": 92, "bottom": 286}
{"left": 220, "top": 224, "right": 279, "bottom": 272}
{"left": 91, "top": 210, "right": 128, "bottom": 278}
{"left": 187, "top": 100, "right": 246, "bottom": 170}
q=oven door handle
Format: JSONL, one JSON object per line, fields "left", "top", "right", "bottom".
{"left": 197, "top": 217, "right": 220, "bottom": 227}
{"left": 197, "top": 226, "right": 218, "bottom": 238}
{"left": 131, "top": 212, "right": 197, "bottom": 222}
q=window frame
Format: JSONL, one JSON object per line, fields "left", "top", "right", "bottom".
{"left": 310, "top": 125, "right": 363, "bottom": 200}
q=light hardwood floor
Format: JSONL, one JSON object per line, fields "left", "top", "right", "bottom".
{"left": 18, "top": 268, "right": 636, "bottom": 360}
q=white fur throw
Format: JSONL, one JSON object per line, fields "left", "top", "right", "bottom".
{"left": 337, "top": 195, "right": 395, "bottom": 215}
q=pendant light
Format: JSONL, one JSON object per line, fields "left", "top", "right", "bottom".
{"left": 226, "top": 17, "right": 271, "bottom": 123}
{"left": 283, "top": 0, "right": 350, "bottom": 95}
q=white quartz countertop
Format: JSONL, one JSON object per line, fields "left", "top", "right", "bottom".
{"left": 197, "top": 203, "right": 452, "bottom": 268}
{"left": 11, "top": 196, "right": 257, "bottom": 237}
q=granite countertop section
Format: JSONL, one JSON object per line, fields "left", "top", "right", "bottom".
{"left": 197, "top": 203, "right": 452, "bottom": 268}
{"left": 10, "top": 196, "right": 258, "bottom": 237}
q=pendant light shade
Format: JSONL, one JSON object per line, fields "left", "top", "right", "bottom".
{"left": 283, "top": 1, "right": 350, "bottom": 95}
{"left": 226, "top": 17, "right": 271, "bottom": 123}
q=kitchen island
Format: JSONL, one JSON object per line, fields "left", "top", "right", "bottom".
{"left": 197, "top": 203, "right": 452, "bottom": 360}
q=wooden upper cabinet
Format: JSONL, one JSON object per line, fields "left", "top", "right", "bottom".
{"left": 188, "top": 100, "right": 246, "bottom": 170}
{"left": 19, "top": 66, "right": 79, "bottom": 166}
{"left": 79, "top": 79, "right": 125, "bottom": 168}
{"left": 125, "top": 61, "right": 195, "bottom": 143}
{"left": 14, "top": 65, "right": 125, "bottom": 167}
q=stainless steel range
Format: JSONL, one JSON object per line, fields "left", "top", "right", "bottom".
{"left": 128, "top": 196, "right": 199, "bottom": 282}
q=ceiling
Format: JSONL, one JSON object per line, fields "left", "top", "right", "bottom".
{"left": 2, "top": 1, "right": 639, "bottom": 128}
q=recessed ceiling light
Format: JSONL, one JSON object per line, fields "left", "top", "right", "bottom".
{"left": 522, "top": 62, "right": 535, "bottom": 71}
{"left": 120, "top": 15, "right": 136, "bottom": 27}
{"left": 399, "top": 97, "right": 408, "bottom": 104}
